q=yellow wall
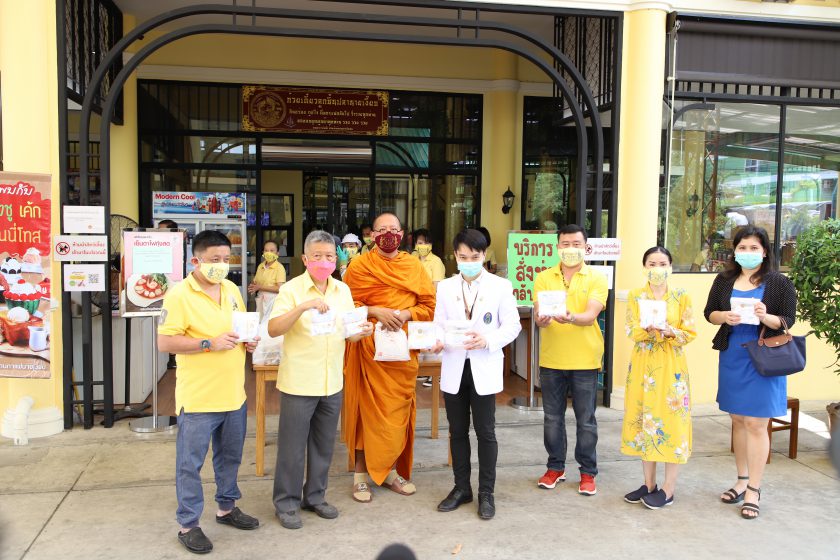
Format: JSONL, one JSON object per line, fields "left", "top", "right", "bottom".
{"left": 0, "top": 0, "right": 63, "bottom": 413}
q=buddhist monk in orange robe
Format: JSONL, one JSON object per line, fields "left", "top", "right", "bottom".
{"left": 343, "top": 212, "right": 436, "bottom": 503}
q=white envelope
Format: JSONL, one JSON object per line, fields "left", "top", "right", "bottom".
{"left": 232, "top": 311, "right": 260, "bottom": 342}
{"left": 444, "top": 320, "right": 473, "bottom": 348}
{"left": 309, "top": 309, "right": 337, "bottom": 336}
{"left": 342, "top": 306, "right": 368, "bottom": 337}
{"left": 374, "top": 323, "right": 410, "bottom": 361}
{"left": 638, "top": 300, "right": 668, "bottom": 330}
{"left": 730, "top": 297, "right": 760, "bottom": 325}
{"left": 538, "top": 290, "right": 567, "bottom": 318}
{"left": 407, "top": 321, "right": 437, "bottom": 350}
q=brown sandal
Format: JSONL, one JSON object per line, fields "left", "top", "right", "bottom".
{"left": 384, "top": 475, "right": 416, "bottom": 496}
{"left": 352, "top": 481, "right": 373, "bottom": 503}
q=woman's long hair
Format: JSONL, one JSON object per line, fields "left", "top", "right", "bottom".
{"left": 721, "top": 225, "right": 776, "bottom": 285}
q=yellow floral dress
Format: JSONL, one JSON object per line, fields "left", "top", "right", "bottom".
{"left": 620, "top": 285, "right": 696, "bottom": 464}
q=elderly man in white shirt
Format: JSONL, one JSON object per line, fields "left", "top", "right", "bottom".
{"left": 430, "top": 229, "right": 521, "bottom": 520}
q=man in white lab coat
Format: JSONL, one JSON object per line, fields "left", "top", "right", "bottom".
{"left": 431, "top": 229, "right": 521, "bottom": 520}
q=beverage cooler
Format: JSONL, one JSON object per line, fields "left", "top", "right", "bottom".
{"left": 152, "top": 191, "right": 248, "bottom": 301}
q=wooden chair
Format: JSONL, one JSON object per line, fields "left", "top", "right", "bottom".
{"left": 729, "top": 397, "right": 799, "bottom": 463}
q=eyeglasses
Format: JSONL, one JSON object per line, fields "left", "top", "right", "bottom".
{"left": 373, "top": 227, "right": 402, "bottom": 235}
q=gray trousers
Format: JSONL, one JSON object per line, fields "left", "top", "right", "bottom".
{"left": 272, "top": 390, "right": 342, "bottom": 514}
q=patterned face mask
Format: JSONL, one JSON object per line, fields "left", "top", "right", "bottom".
{"left": 646, "top": 266, "right": 672, "bottom": 286}
{"left": 559, "top": 247, "right": 585, "bottom": 266}
{"left": 198, "top": 261, "right": 229, "bottom": 284}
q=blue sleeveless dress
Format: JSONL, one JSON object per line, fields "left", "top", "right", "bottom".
{"left": 716, "top": 285, "right": 787, "bottom": 418}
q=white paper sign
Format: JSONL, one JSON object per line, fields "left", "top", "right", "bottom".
{"left": 584, "top": 238, "right": 621, "bottom": 261}
{"left": 309, "top": 309, "right": 336, "bottom": 336}
{"left": 537, "top": 290, "right": 567, "bottom": 318}
{"left": 232, "top": 311, "right": 259, "bottom": 342}
{"left": 342, "top": 306, "right": 368, "bottom": 337}
{"left": 444, "top": 320, "right": 473, "bottom": 348}
{"left": 638, "top": 300, "right": 668, "bottom": 329}
{"left": 407, "top": 321, "right": 437, "bottom": 350}
{"left": 63, "top": 264, "right": 106, "bottom": 292}
{"left": 63, "top": 206, "right": 105, "bottom": 234}
{"left": 731, "top": 297, "right": 760, "bottom": 325}
{"left": 589, "top": 265, "right": 615, "bottom": 289}
{"left": 53, "top": 235, "right": 109, "bottom": 262}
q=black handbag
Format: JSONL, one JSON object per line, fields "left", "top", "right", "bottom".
{"left": 742, "top": 318, "right": 807, "bottom": 377}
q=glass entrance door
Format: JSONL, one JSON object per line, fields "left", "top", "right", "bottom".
{"left": 303, "top": 172, "right": 371, "bottom": 236}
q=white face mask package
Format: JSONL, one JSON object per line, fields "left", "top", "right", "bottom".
{"left": 638, "top": 300, "right": 668, "bottom": 330}
{"left": 407, "top": 321, "right": 437, "bottom": 350}
{"left": 373, "top": 323, "right": 411, "bottom": 361}
{"left": 537, "top": 290, "right": 567, "bottom": 318}
{"left": 343, "top": 306, "right": 368, "bottom": 337}
{"left": 232, "top": 311, "right": 260, "bottom": 342}
{"left": 309, "top": 308, "right": 337, "bottom": 336}
{"left": 730, "top": 297, "right": 761, "bottom": 325}
{"left": 444, "top": 320, "right": 473, "bottom": 349}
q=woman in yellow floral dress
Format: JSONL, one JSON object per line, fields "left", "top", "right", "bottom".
{"left": 621, "top": 247, "right": 696, "bottom": 510}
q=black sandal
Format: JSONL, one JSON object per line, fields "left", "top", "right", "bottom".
{"left": 721, "top": 476, "right": 749, "bottom": 504}
{"left": 741, "top": 485, "right": 761, "bottom": 520}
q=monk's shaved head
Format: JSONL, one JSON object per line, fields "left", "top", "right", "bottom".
{"left": 373, "top": 212, "right": 402, "bottom": 231}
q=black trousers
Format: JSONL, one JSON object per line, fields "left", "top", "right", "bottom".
{"left": 444, "top": 360, "right": 497, "bottom": 494}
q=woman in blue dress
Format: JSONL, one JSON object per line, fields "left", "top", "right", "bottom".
{"left": 704, "top": 226, "right": 798, "bottom": 520}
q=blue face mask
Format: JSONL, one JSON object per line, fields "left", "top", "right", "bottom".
{"left": 457, "top": 261, "right": 484, "bottom": 278}
{"left": 734, "top": 252, "right": 764, "bottom": 270}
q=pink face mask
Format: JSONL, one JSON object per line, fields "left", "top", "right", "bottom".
{"left": 306, "top": 260, "right": 336, "bottom": 282}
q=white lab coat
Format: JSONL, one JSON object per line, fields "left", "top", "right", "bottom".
{"left": 434, "top": 271, "right": 522, "bottom": 396}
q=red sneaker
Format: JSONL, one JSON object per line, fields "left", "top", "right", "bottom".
{"left": 537, "top": 469, "right": 566, "bottom": 489}
{"left": 578, "top": 473, "right": 597, "bottom": 496}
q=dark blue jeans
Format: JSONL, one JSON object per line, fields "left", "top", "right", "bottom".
{"left": 540, "top": 368, "right": 599, "bottom": 476}
{"left": 175, "top": 403, "right": 247, "bottom": 528}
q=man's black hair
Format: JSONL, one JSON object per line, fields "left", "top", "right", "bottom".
{"left": 157, "top": 219, "right": 178, "bottom": 229}
{"left": 413, "top": 228, "right": 432, "bottom": 243}
{"left": 557, "top": 223, "right": 588, "bottom": 242}
{"left": 453, "top": 229, "right": 488, "bottom": 253}
{"left": 476, "top": 226, "right": 492, "bottom": 245}
{"left": 193, "top": 230, "right": 232, "bottom": 254}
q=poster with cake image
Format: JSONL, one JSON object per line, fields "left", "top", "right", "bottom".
{"left": 0, "top": 172, "right": 52, "bottom": 379}
{"left": 120, "top": 229, "right": 185, "bottom": 317}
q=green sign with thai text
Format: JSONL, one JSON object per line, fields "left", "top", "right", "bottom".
{"left": 507, "top": 232, "right": 559, "bottom": 306}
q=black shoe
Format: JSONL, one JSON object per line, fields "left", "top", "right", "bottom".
{"left": 302, "top": 502, "right": 339, "bottom": 519}
{"left": 437, "top": 487, "right": 473, "bottom": 512}
{"left": 624, "top": 484, "right": 657, "bottom": 504}
{"left": 215, "top": 507, "right": 259, "bottom": 530}
{"left": 641, "top": 489, "right": 674, "bottom": 510}
{"left": 478, "top": 493, "right": 495, "bottom": 520}
{"left": 178, "top": 527, "right": 213, "bottom": 554}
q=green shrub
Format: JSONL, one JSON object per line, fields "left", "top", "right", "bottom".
{"left": 789, "top": 218, "right": 840, "bottom": 375}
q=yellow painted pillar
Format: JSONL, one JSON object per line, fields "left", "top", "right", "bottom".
{"left": 480, "top": 89, "right": 518, "bottom": 266}
{"left": 610, "top": 8, "right": 667, "bottom": 409}
{"left": 0, "top": 0, "right": 64, "bottom": 435}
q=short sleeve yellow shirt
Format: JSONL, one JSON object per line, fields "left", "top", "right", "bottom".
{"left": 269, "top": 273, "right": 355, "bottom": 397}
{"left": 533, "top": 263, "right": 609, "bottom": 370}
{"left": 158, "top": 274, "right": 247, "bottom": 413}
{"left": 253, "top": 261, "right": 286, "bottom": 289}
{"left": 411, "top": 251, "right": 446, "bottom": 282}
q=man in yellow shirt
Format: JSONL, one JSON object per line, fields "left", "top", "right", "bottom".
{"left": 268, "top": 230, "right": 373, "bottom": 530}
{"left": 411, "top": 228, "right": 446, "bottom": 283}
{"left": 158, "top": 230, "right": 260, "bottom": 555}
{"left": 533, "top": 224, "right": 608, "bottom": 497}
{"left": 248, "top": 239, "right": 286, "bottom": 316}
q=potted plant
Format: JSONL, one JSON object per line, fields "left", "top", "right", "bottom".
{"left": 789, "top": 218, "right": 840, "bottom": 434}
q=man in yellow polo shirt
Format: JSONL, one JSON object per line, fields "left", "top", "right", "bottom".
{"left": 248, "top": 239, "right": 286, "bottom": 316}
{"left": 533, "top": 224, "right": 608, "bottom": 497}
{"left": 411, "top": 228, "right": 446, "bottom": 284}
{"left": 267, "top": 230, "right": 373, "bottom": 530}
{"left": 158, "top": 230, "right": 260, "bottom": 555}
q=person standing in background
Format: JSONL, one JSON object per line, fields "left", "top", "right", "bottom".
{"left": 411, "top": 229, "right": 446, "bottom": 284}
{"left": 248, "top": 239, "right": 286, "bottom": 317}
{"left": 477, "top": 227, "right": 497, "bottom": 274}
{"left": 360, "top": 223, "right": 375, "bottom": 255}
{"left": 339, "top": 233, "right": 363, "bottom": 277}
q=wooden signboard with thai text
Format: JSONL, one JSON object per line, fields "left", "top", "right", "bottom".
{"left": 242, "top": 86, "right": 389, "bottom": 136}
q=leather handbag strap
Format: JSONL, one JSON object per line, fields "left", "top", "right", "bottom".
{"left": 758, "top": 317, "right": 792, "bottom": 348}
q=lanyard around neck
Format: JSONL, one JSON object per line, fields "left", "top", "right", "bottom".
{"left": 461, "top": 279, "right": 480, "bottom": 320}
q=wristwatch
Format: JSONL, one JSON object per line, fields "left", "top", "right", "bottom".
{"left": 393, "top": 309, "right": 402, "bottom": 317}
{"left": 200, "top": 339, "right": 212, "bottom": 353}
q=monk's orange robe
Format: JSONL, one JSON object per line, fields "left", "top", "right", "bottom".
{"left": 343, "top": 249, "right": 436, "bottom": 485}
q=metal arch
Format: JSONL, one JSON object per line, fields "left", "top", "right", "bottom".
{"left": 80, "top": 4, "right": 605, "bottom": 218}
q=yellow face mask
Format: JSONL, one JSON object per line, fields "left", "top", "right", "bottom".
{"left": 416, "top": 243, "right": 432, "bottom": 257}
{"left": 345, "top": 246, "right": 359, "bottom": 258}
{"left": 263, "top": 252, "right": 279, "bottom": 263}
